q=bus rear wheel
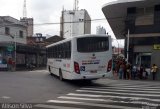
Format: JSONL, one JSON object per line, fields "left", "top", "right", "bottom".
{"left": 59, "top": 69, "right": 63, "bottom": 81}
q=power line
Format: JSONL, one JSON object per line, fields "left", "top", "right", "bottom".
{"left": 33, "top": 18, "right": 107, "bottom": 26}
{"left": 0, "top": 16, "right": 124, "bottom": 26}
{"left": 33, "top": 17, "right": 123, "bottom": 26}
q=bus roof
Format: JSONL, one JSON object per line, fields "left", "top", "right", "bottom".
{"left": 46, "top": 34, "right": 110, "bottom": 48}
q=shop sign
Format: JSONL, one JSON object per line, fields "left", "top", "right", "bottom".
{"left": 153, "top": 44, "right": 160, "bottom": 50}
{"left": 7, "top": 45, "right": 14, "bottom": 52}
{"left": 0, "top": 64, "right": 7, "bottom": 68}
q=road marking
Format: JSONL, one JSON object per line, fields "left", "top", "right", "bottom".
{"left": 59, "top": 95, "right": 160, "bottom": 107}
{"left": 0, "top": 96, "right": 11, "bottom": 99}
{"left": 81, "top": 87, "right": 160, "bottom": 91}
{"left": 76, "top": 89, "right": 160, "bottom": 97}
{"left": 58, "top": 96, "right": 110, "bottom": 102}
{"left": 112, "top": 86, "right": 160, "bottom": 88}
{"left": 47, "top": 100, "right": 82, "bottom": 104}
{"left": 67, "top": 93, "right": 160, "bottom": 102}
{"left": 46, "top": 100, "right": 139, "bottom": 109}
{"left": 80, "top": 87, "right": 160, "bottom": 94}
{"left": 106, "top": 82, "right": 160, "bottom": 86}
{"left": 29, "top": 70, "right": 48, "bottom": 73}
{"left": 87, "top": 85, "right": 160, "bottom": 89}
{"left": 34, "top": 104, "right": 84, "bottom": 109}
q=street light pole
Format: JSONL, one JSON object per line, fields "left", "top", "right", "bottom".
{"left": 127, "top": 29, "right": 130, "bottom": 63}
{"left": 14, "top": 35, "right": 16, "bottom": 71}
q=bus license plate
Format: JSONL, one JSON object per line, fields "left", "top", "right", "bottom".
{"left": 90, "top": 70, "right": 97, "bottom": 73}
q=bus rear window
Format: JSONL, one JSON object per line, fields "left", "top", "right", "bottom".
{"left": 77, "top": 37, "right": 109, "bottom": 52}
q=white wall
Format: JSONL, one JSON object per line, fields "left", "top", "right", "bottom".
{"left": 63, "top": 10, "right": 91, "bottom": 39}
{"left": 0, "top": 26, "right": 27, "bottom": 44}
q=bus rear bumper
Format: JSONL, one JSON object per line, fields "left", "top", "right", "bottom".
{"left": 70, "top": 72, "right": 112, "bottom": 80}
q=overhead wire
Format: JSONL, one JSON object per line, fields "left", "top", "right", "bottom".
{"left": 33, "top": 16, "right": 123, "bottom": 26}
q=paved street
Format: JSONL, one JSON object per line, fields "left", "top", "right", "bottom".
{"left": 0, "top": 70, "right": 160, "bottom": 109}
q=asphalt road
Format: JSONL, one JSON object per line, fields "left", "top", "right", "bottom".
{"left": 0, "top": 70, "right": 160, "bottom": 109}
{"left": 0, "top": 70, "right": 103, "bottom": 103}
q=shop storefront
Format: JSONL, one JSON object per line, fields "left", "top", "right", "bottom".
{"left": 0, "top": 42, "right": 46, "bottom": 71}
{"left": 0, "top": 42, "right": 15, "bottom": 71}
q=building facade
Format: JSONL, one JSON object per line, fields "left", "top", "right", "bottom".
{"left": 102, "top": 0, "right": 160, "bottom": 80}
{"left": 0, "top": 16, "right": 27, "bottom": 70}
{"left": 20, "top": 17, "right": 34, "bottom": 37}
{"left": 60, "top": 9, "right": 91, "bottom": 39}
{"left": 0, "top": 16, "right": 46, "bottom": 71}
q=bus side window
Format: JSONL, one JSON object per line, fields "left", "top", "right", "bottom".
{"left": 68, "top": 41, "right": 71, "bottom": 58}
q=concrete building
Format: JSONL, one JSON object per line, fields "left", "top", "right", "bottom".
{"left": 0, "top": 16, "right": 46, "bottom": 71}
{"left": 102, "top": 0, "right": 160, "bottom": 79}
{"left": 27, "top": 33, "right": 46, "bottom": 46}
{"left": 45, "top": 35, "right": 64, "bottom": 46}
{"left": 60, "top": 9, "right": 91, "bottom": 38}
{"left": 20, "top": 17, "right": 34, "bottom": 37}
{"left": 0, "top": 16, "right": 27, "bottom": 70}
{"left": 0, "top": 16, "right": 27, "bottom": 44}
{"left": 96, "top": 26, "right": 106, "bottom": 34}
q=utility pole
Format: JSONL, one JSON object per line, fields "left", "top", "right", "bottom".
{"left": 14, "top": 35, "right": 16, "bottom": 71}
{"left": 127, "top": 29, "right": 130, "bottom": 63}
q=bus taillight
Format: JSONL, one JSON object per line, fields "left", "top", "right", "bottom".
{"left": 107, "top": 59, "right": 112, "bottom": 72}
{"left": 74, "top": 62, "right": 80, "bottom": 74}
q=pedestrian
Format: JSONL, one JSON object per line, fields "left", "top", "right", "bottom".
{"left": 151, "top": 64, "right": 158, "bottom": 80}
{"left": 139, "top": 65, "right": 144, "bottom": 79}
{"left": 132, "top": 64, "right": 137, "bottom": 80}
{"left": 112, "top": 60, "right": 117, "bottom": 79}
{"left": 119, "top": 62, "right": 125, "bottom": 79}
{"left": 142, "top": 66, "right": 148, "bottom": 80}
{"left": 7, "top": 58, "right": 12, "bottom": 71}
{"left": 126, "top": 62, "right": 131, "bottom": 80}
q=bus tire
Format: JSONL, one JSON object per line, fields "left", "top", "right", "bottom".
{"left": 49, "top": 66, "right": 53, "bottom": 76}
{"left": 59, "top": 69, "right": 63, "bottom": 81}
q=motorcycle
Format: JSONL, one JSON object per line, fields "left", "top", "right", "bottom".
{"left": 26, "top": 63, "right": 35, "bottom": 71}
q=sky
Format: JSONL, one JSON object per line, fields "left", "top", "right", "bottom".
{"left": 0, "top": 0, "right": 124, "bottom": 47}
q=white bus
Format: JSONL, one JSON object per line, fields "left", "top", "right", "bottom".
{"left": 46, "top": 34, "right": 112, "bottom": 80}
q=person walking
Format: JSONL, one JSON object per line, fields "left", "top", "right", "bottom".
{"left": 139, "top": 65, "right": 144, "bottom": 80}
{"left": 151, "top": 64, "right": 158, "bottom": 80}
{"left": 126, "top": 63, "right": 131, "bottom": 80}
{"left": 7, "top": 58, "right": 13, "bottom": 71}
{"left": 132, "top": 64, "right": 137, "bottom": 80}
{"left": 119, "top": 62, "right": 125, "bottom": 79}
{"left": 112, "top": 60, "right": 117, "bottom": 79}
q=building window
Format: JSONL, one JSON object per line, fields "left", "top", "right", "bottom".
{"left": 79, "top": 19, "right": 84, "bottom": 22}
{"left": 135, "top": 7, "right": 154, "bottom": 26}
{"left": 136, "top": 7, "right": 154, "bottom": 16}
{"left": 19, "top": 31, "right": 23, "bottom": 38}
{"left": 127, "top": 7, "right": 136, "bottom": 14}
{"left": 5, "top": 27, "right": 10, "bottom": 35}
{"left": 155, "top": 4, "right": 160, "bottom": 11}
